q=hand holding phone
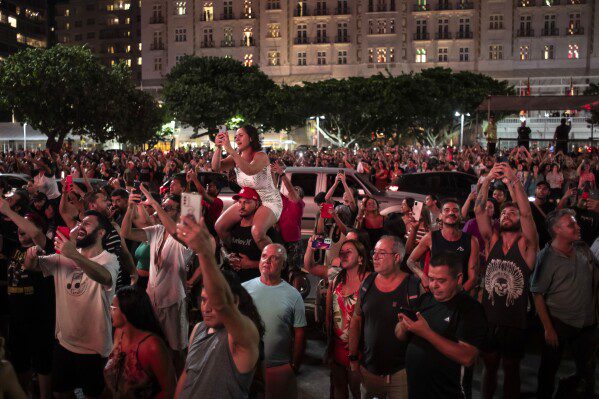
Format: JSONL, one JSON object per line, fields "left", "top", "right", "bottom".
{"left": 182, "top": 192, "right": 202, "bottom": 222}
{"left": 65, "top": 175, "right": 73, "bottom": 193}
{"left": 55, "top": 226, "right": 71, "bottom": 254}
{"left": 398, "top": 307, "right": 418, "bottom": 322}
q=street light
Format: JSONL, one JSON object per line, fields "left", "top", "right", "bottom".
{"left": 23, "top": 122, "right": 27, "bottom": 150}
{"left": 455, "top": 111, "right": 470, "bottom": 150}
{"left": 309, "top": 115, "right": 325, "bottom": 148}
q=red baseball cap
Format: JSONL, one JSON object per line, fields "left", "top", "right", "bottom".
{"left": 233, "top": 187, "right": 261, "bottom": 202}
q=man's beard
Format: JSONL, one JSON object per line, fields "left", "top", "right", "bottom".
{"left": 443, "top": 216, "right": 458, "bottom": 227}
{"left": 500, "top": 220, "right": 521, "bottom": 232}
{"left": 76, "top": 227, "right": 100, "bottom": 249}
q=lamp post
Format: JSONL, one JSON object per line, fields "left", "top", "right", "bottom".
{"left": 23, "top": 122, "right": 27, "bottom": 150}
{"left": 309, "top": 115, "right": 326, "bottom": 149}
{"left": 455, "top": 112, "right": 470, "bottom": 150}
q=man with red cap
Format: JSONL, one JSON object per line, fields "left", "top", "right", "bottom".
{"left": 223, "top": 187, "right": 283, "bottom": 282}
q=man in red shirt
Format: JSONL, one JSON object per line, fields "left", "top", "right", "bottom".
{"left": 271, "top": 162, "right": 305, "bottom": 277}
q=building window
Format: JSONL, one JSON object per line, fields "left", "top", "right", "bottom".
{"left": 175, "top": 1, "right": 186, "bottom": 15}
{"left": 337, "top": 22, "right": 348, "bottom": 41}
{"left": 266, "top": 0, "right": 281, "bottom": 9}
{"left": 377, "top": 48, "right": 387, "bottom": 63}
{"left": 438, "top": 48, "right": 448, "bottom": 62}
{"left": 138, "top": 57, "right": 142, "bottom": 65}
{"left": 203, "top": 28, "right": 213, "bottom": 46}
{"left": 338, "top": 50, "right": 347, "bottom": 64}
{"left": 152, "top": 4, "right": 163, "bottom": 21}
{"left": 543, "top": 45, "right": 554, "bottom": 59}
{"left": 377, "top": 19, "right": 387, "bottom": 34}
{"left": 489, "top": 45, "right": 503, "bottom": 60}
{"left": 416, "top": 20, "right": 427, "bottom": 36}
{"left": 459, "top": 18, "right": 471, "bottom": 37}
{"left": 268, "top": 51, "right": 280, "bottom": 66}
{"left": 317, "top": 51, "right": 327, "bottom": 65}
{"left": 223, "top": 27, "right": 234, "bottom": 45}
{"left": 489, "top": 15, "right": 503, "bottom": 30}
{"left": 297, "top": 52, "right": 307, "bottom": 65}
{"left": 317, "top": 23, "right": 327, "bottom": 42}
{"left": 268, "top": 23, "right": 280, "bottom": 38}
{"left": 390, "top": 48, "right": 395, "bottom": 62}
{"left": 175, "top": 28, "right": 187, "bottom": 42}
{"left": 244, "top": 54, "right": 253, "bottom": 66}
{"left": 568, "top": 12, "right": 581, "bottom": 34}
{"left": 415, "top": 48, "right": 426, "bottom": 63}
{"left": 153, "top": 31, "right": 163, "bottom": 49}
{"left": 223, "top": 1, "right": 233, "bottom": 18}
{"left": 519, "top": 45, "right": 530, "bottom": 60}
{"left": 459, "top": 47, "right": 469, "bottom": 61}
{"left": 242, "top": 27, "right": 253, "bottom": 46}
{"left": 87, "top": 18, "right": 95, "bottom": 25}
{"left": 368, "top": 49, "right": 374, "bottom": 63}
{"left": 568, "top": 44, "right": 579, "bottom": 59}
{"left": 154, "top": 57, "right": 162, "bottom": 71}
{"left": 296, "top": 24, "right": 307, "bottom": 43}
{"left": 202, "top": 2, "right": 213, "bottom": 21}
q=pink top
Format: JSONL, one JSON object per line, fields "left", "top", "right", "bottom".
{"left": 277, "top": 195, "right": 305, "bottom": 242}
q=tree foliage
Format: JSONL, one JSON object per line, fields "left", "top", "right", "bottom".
{"left": 162, "top": 56, "right": 277, "bottom": 139}
{"left": 0, "top": 45, "right": 162, "bottom": 151}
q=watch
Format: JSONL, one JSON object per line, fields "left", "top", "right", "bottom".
{"left": 348, "top": 354, "right": 359, "bottom": 362}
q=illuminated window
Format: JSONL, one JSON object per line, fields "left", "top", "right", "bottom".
{"left": 137, "top": 57, "right": 142, "bottom": 65}
{"left": 519, "top": 45, "right": 530, "bottom": 60}
{"left": 390, "top": 48, "right": 395, "bottom": 62}
{"left": 7, "top": 16, "right": 17, "bottom": 28}
{"left": 368, "top": 48, "right": 374, "bottom": 63}
{"left": 107, "top": 45, "right": 115, "bottom": 54}
{"left": 242, "top": 27, "right": 253, "bottom": 46}
{"left": 317, "top": 51, "right": 326, "bottom": 65}
{"left": 175, "top": 1, "right": 186, "bottom": 15}
{"left": 489, "top": 45, "right": 503, "bottom": 60}
{"left": 126, "top": 59, "right": 132, "bottom": 67}
{"left": 268, "top": 23, "right": 280, "bottom": 38}
{"left": 415, "top": 48, "right": 426, "bottom": 63}
{"left": 568, "top": 44, "right": 579, "bottom": 59}
{"left": 377, "top": 48, "right": 387, "bottom": 63}
{"left": 243, "top": 0, "right": 254, "bottom": 17}
{"left": 108, "top": 17, "right": 119, "bottom": 25}
{"left": 138, "top": 43, "right": 142, "bottom": 50}
{"left": 244, "top": 54, "right": 253, "bottom": 66}
{"left": 268, "top": 51, "right": 280, "bottom": 66}
{"left": 338, "top": 50, "right": 347, "bottom": 64}
{"left": 202, "top": 2, "right": 213, "bottom": 21}
{"left": 111, "top": 59, "right": 116, "bottom": 66}
{"left": 543, "top": 45, "right": 554, "bottom": 60}
{"left": 65, "top": 8, "right": 70, "bottom": 16}
{"left": 568, "top": 13, "right": 581, "bottom": 34}
{"left": 223, "top": 27, "right": 234, "bottom": 46}
{"left": 126, "top": 45, "right": 131, "bottom": 53}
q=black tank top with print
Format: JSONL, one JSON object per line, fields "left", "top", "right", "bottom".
{"left": 430, "top": 230, "right": 472, "bottom": 277}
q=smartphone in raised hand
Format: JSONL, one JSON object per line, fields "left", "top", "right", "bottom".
{"left": 182, "top": 192, "right": 202, "bottom": 222}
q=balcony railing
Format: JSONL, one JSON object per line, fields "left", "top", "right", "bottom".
{"left": 265, "top": 3, "right": 281, "bottom": 10}
{"left": 435, "top": 31, "right": 452, "bottom": 39}
{"left": 241, "top": 37, "right": 255, "bottom": 46}
{"left": 541, "top": 0, "right": 560, "bottom": 5}
{"left": 221, "top": 40, "right": 235, "bottom": 47}
{"left": 541, "top": 27, "right": 559, "bottom": 35}
{"left": 221, "top": 12, "right": 234, "bottom": 20}
{"left": 568, "top": 0, "right": 586, "bottom": 4}
{"left": 150, "top": 42, "right": 164, "bottom": 50}
{"left": 315, "top": 36, "right": 329, "bottom": 43}
{"left": 294, "top": 37, "right": 309, "bottom": 44}
{"left": 413, "top": 32, "right": 430, "bottom": 40}
{"left": 240, "top": 12, "right": 256, "bottom": 19}
{"left": 456, "top": 1, "right": 474, "bottom": 9}
{"left": 456, "top": 30, "right": 473, "bottom": 39}
{"left": 200, "top": 40, "right": 214, "bottom": 48}
{"left": 437, "top": 2, "right": 453, "bottom": 10}
{"left": 336, "top": 6, "right": 350, "bottom": 14}
{"left": 335, "top": 35, "right": 350, "bottom": 43}
{"left": 413, "top": 4, "right": 431, "bottom": 10}
{"left": 517, "top": 0, "right": 536, "bottom": 6}
{"left": 517, "top": 29, "right": 535, "bottom": 37}
{"left": 567, "top": 26, "right": 584, "bottom": 35}
{"left": 199, "top": 14, "right": 213, "bottom": 21}
{"left": 294, "top": 8, "right": 309, "bottom": 16}
{"left": 149, "top": 16, "right": 164, "bottom": 24}
{"left": 315, "top": 7, "right": 328, "bottom": 15}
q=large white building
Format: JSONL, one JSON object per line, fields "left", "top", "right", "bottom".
{"left": 141, "top": 0, "right": 599, "bottom": 95}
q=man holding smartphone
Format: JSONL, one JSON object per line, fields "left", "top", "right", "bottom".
{"left": 396, "top": 252, "right": 487, "bottom": 399}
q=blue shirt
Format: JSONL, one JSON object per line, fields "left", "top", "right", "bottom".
{"left": 243, "top": 278, "right": 307, "bottom": 367}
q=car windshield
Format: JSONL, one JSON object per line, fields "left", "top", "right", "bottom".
{"left": 354, "top": 173, "right": 382, "bottom": 195}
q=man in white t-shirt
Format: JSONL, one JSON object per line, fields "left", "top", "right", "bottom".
{"left": 30, "top": 158, "right": 60, "bottom": 200}
{"left": 121, "top": 187, "right": 194, "bottom": 374}
{"left": 24, "top": 210, "right": 119, "bottom": 399}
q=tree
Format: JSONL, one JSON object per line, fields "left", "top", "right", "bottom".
{"left": 112, "top": 87, "right": 165, "bottom": 147}
{"left": 0, "top": 45, "right": 131, "bottom": 151}
{"left": 583, "top": 83, "right": 599, "bottom": 127}
{"left": 162, "top": 56, "right": 277, "bottom": 140}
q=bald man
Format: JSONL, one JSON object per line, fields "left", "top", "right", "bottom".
{"left": 243, "top": 244, "right": 307, "bottom": 399}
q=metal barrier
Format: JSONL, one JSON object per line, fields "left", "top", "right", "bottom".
{"left": 496, "top": 137, "right": 598, "bottom": 150}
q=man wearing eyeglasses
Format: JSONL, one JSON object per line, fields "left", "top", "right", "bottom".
{"left": 348, "top": 235, "right": 421, "bottom": 398}
{"left": 243, "top": 243, "right": 307, "bottom": 399}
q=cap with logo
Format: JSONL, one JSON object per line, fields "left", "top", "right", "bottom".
{"left": 233, "top": 187, "right": 261, "bottom": 202}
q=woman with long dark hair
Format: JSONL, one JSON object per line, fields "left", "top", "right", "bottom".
{"left": 212, "top": 125, "right": 282, "bottom": 251}
{"left": 104, "top": 285, "right": 176, "bottom": 399}
{"left": 354, "top": 196, "right": 386, "bottom": 249}
{"left": 326, "top": 239, "right": 372, "bottom": 399}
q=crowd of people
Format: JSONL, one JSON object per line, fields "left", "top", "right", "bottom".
{"left": 0, "top": 124, "right": 597, "bottom": 399}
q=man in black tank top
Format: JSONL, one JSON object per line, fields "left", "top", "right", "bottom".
{"left": 348, "top": 235, "right": 422, "bottom": 399}
{"left": 475, "top": 163, "right": 538, "bottom": 399}
{"left": 408, "top": 198, "right": 479, "bottom": 293}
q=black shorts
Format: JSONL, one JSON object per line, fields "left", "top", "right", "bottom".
{"left": 52, "top": 343, "right": 107, "bottom": 397}
{"left": 482, "top": 324, "right": 527, "bottom": 358}
{"left": 8, "top": 318, "right": 54, "bottom": 375}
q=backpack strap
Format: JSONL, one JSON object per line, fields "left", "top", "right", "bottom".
{"left": 359, "top": 272, "right": 377, "bottom": 306}
{"left": 406, "top": 274, "right": 421, "bottom": 309}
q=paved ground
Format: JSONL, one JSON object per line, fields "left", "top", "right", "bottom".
{"left": 297, "top": 326, "right": 599, "bottom": 399}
